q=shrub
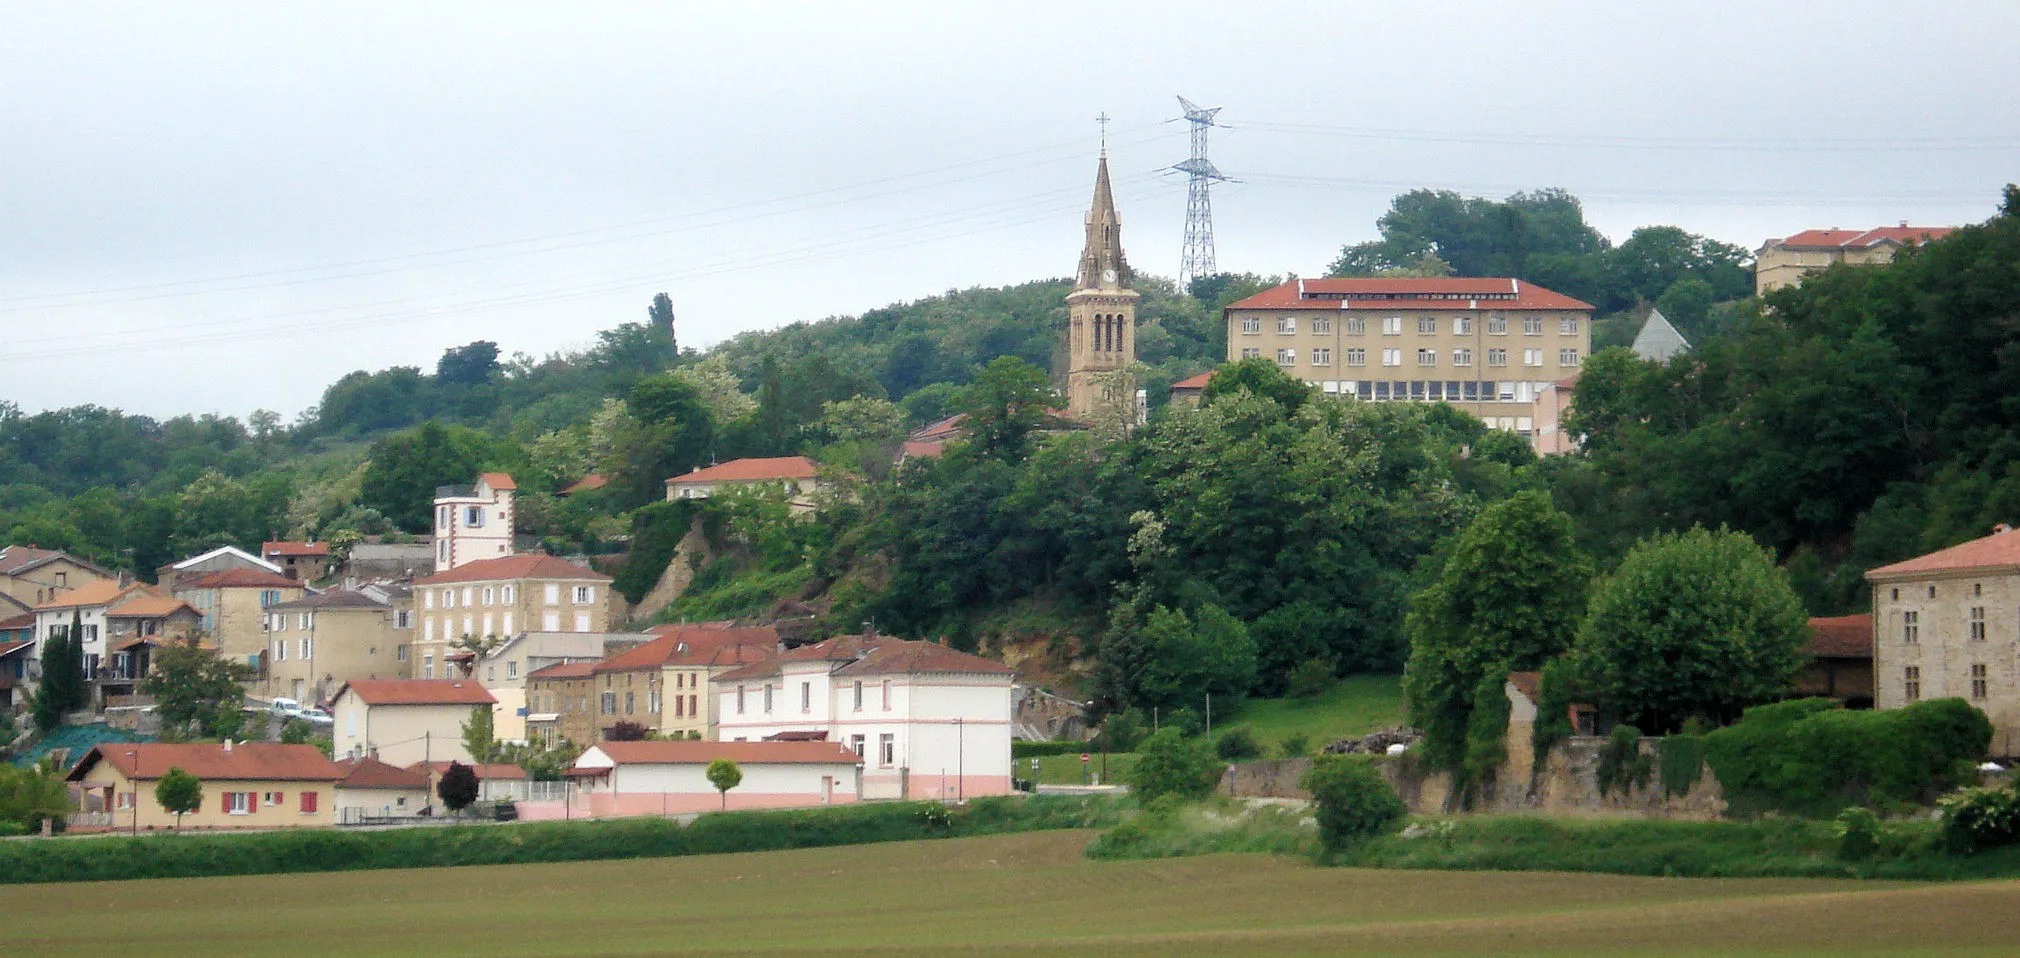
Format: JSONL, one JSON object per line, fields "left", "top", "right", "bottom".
{"left": 1940, "top": 783, "right": 2020, "bottom": 852}
{"left": 1127, "top": 728, "right": 1223, "bottom": 802}
{"left": 1595, "top": 725, "right": 1651, "bottom": 797}
{"left": 1214, "top": 726, "right": 1260, "bottom": 761}
{"left": 1303, "top": 755, "right": 1405, "bottom": 854}
{"left": 1279, "top": 731, "right": 1312, "bottom": 758}
{"left": 1012, "top": 741, "right": 1093, "bottom": 760}
{"left": 1658, "top": 733, "right": 1706, "bottom": 798}
{"left": 1706, "top": 697, "right": 1991, "bottom": 816}
{"left": 1093, "top": 709, "right": 1146, "bottom": 753}
{"left": 1837, "top": 806, "right": 1880, "bottom": 861}
{"left": 1284, "top": 658, "right": 1335, "bottom": 699}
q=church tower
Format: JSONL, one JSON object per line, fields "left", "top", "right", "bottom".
{"left": 1065, "top": 152, "right": 1140, "bottom": 422}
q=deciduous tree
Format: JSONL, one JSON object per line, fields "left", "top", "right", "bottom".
{"left": 154, "top": 766, "right": 202, "bottom": 829}
{"left": 705, "top": 757, "right": 742, "bottom": 810}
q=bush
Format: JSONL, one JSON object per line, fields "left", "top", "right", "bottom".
{"left": 1279, "top": 731, "right": 1312, "bottom": 758}
{"left": 1214, "top": 726, "right": 1260, "bottom": 761}
{"left": 1093, "top": 708, "right": 1146, "bottom": 753}
{"left": 1940, "top": 783, "right": 2020, "bottom": 853}
{"left": 1284, "top": 658, "right": 1335, "bottom": 699}
{"left": 1837, "top": 806, "right": 1880, "bottom": 861}
{"left": 1303, "top": 755, "right": 1405, "bottom": 854}
{"left": 1011, "top": 741, "right": 1092, "bottom": 760}
{"left": 1706, "top": 697, "right": 1991, "bottom": 816}
{"left": 1657, "top": 732, "right": 1705, "bottom": 798}
{"left": 1596, "top": 725, "right": 1651, "bottom": 797}
{"left": 1127, "top": 728, "right": 1223, "bottom": 803}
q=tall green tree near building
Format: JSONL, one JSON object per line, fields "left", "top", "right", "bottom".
{"left": 144, "top": 642, "right": 254, "bottom": 740}
{"left": 154, "top": 767, "right": 202, "bottom": 829}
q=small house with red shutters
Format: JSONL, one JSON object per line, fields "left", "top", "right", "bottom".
{"left": 66, "top": 741, "right": 344, "bottom": 830}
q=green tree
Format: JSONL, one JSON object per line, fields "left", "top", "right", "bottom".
{"left": 461, "top": 705, "right": 501, "bottom": 765}
{"left": 705, "top": 757, "right": 743, "bottom": 810}
{"left": 1303, "top": 756, "right": 1406, "bottom": 854}
{"left": 1571, "top": 526, "right": 1808, "bottom": 731}
{"left": 1125, "top": 727, "right": 1222, "bottom": 802}
{"left": 647, "top": 292, "right": 679, "bottom": 354}
{"left": 606, "top": 374, "right": 715, "bottom": 509}
{"left": 1405, "top": 490, "right": 1591, "bottom": 776}
{"left": 435, "top": 340, "right": 501, "bottom": 388}
{"left": 1198, "top": 357, "right": 1312, "bottom": 414}
{"left": 35, "top": 611, "right": 89, "bottom": 728}
{"left": 154, "top": 766, "right": 203, "bottom": 829}
{"left": 0, "top": 759, "right": 73, "bottom": 833}
{"left": 1124, "top": 604, "right": 1257, "bottom": 715}
{"left": 358, "top": 421, "right": 510, "bottom": 531}
{"left": 957, "top": 357, "right": 1054, "bottom": 461}
{"left": 143, "top": 641, "right": 254, "bottom": 740}
{"left": 437, "top": 761, "right": 481, "bottom": 814}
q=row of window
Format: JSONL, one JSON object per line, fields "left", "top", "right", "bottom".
{"left": 423, "top": 610, "right": 593, "bottom": 641}
{"left": 734, "top": 678, "right": 895, "bottom": 714}
{"left": 220, "top": 790, "right": 318, "bottom": 815}
{"left": 1248, "top": 347, "right": 1579, "bottom": 369}
{"left": 847, "top": 732, "right": 898, "bottom": 766}
{"left": 267, "top": 612, "right": 314, "bottom": 632}
{"left": 1310, "top": 379, "right": 1562, "bottom": 404}
{"left": 1897, "top": 606, "right": 2015, "bottom": 643}
{"left": 1902, "top": 664, "right": 1993, "bottom": 702}
{"left": 424, "top": 583, "right": 597, "bottom": 610}
{"left": 271, "top": 637, "right": 312, "bottom": 661}
{"left": 437, "top": 504, "right": 491, "bottom": 530}
{"left": 599, "top": 689, "right": 702, "bottom": 717}
{"left": 1241, "top": 315, "right": 1581, "bottom": 336}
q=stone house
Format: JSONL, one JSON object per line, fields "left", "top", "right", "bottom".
{"left": 1867, "top": 523, "right": 2020, "bottom": 756}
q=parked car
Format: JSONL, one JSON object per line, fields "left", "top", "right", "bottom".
{"left": 269, "top": 698, "right": 306, "bottom": 718}
{"left": 298, "top": 707, "right": 334, "bottom": 726}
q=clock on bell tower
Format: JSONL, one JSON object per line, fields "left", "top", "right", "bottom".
{"left": 1065, "top": 150, "right": 1140, "bottom": 423}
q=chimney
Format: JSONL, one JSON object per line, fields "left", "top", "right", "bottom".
{"left": 1900, "top": 220, "right": 1909, "bottom": 228}
{"left": 223, "top": 739, "right": 233, "bottom": 753}
{"left": 1997, "top": 523, "right": 2014, "bottom": 535}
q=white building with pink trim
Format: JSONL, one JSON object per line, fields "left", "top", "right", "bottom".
{"left": 712, "top": 633, "right": 1014, "bottom": 801}
{"left": 539, "top": 741, "right": 862, "bottom": 819}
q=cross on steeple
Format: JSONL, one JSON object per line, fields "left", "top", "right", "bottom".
{"left": 1096, "top": 111, "right": 1110, "bottom": 155}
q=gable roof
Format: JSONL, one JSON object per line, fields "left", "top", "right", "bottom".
{"left": 667, "top": 456, "right": 821, "bottom": 486}
{"left": 1805, "top": 615, "right": 1873, "bottom": 659}
{"left": 909, "top": 414, "right": 968, "bottom": 444}
{"left": 528, "top": 661, "right": 599, "bottom": 680}
{"left": 558, "top": 475, "right": 608, "bottom": 496}
{"left": 1630, "top": 308, "right": 1691, "bottom": 362}
{"left": 1226, "top": 278, "right": 1594, "bottom": 312}
{"left": 337, "top": 757, "right": 430, "bottom": 790}
{"left": 595, "top": 625, "right": 780, "bottom": 673}
{"left": 714, "top": 634, "right": 1011, "bottom": 683}
{"left": 1170, "top": 371, "right": 1214, "bottom": 391}
{"left": 0, "top": 613, "right": 34, "bottom": 632}
{"left": 1506, "top": 670, "right": 1542, "bottom": 702}
{"left": 67, "top": 743, "right": 344, "bottom": 782}
{"left": 31, "top": 578, "right": 129, "bottom": 611}
{"left": 1772, "top": 226, "right": 1955, "bottom": 251}
{"left": 0, "top": 546, "right": 113, "bottom": 579}
{"left": 1866, "top": 526, "right": 2020, "bottom": 580}
{"left": 0, "top": 639, "right": 33, "bottom": 657}
{"left": 479, "top": 472, "right": 518, "bottom": 491}
{"left": 410, "top": 761, "right": 527, "bottom": 780}
{"left": 583, "top": 740, "right": 861, "bottom": 767}
{"left": 175, "top": 567, "right": 303, "bottom": 591}
{"left": 336, "top": 679, "right": 496, "bottom": 706}
{"left": 414, "top": 553, "right": 611, "bottom": 585}
{"left": 268, "top": 590, "right": 387, "bottom": 611}
{"left": 262, "top": 541, "right": 330, "bottom": 558}
{"left": 105, "top": 591, "right": 197, "bottom": 618}
{"left": 162, "top": 545, "right": 285, "bottom": 575}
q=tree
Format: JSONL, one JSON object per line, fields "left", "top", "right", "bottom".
{"left": 0, "top": 759, "right": 73, "bottom": 834}
{"left": 605, "top": 721, "right": 650, "bottom": 741}
{"left": 605, "top": 374, "right": 715, "bottom": 509}
{"left": 1197, "top": 357, "right": 1312, "bottom": 414}
{"left": 438, "top": 761, "right": 481, "bottom": 814}
{"left": 1123, "top": 604, "right": 1257, "bottom": 715}
{"left": 143, "top": 641, "right": 254, "bottom": 740}
{"left": 705, "top": 757, "right": 743, "bottom": 810}
{"left": 1303, "top": 756, "right": 1406, "bottom": 854}
{"left": 1571, "top": 526, "right": 1808, "bottom": 731}
{"left": 154, "top": 766, "right": 203, "bottom": 829}
{"left": 1125, "top": 727, "right": 1223, "bottom": 803}
{"left": 358, "top": 421, "right": 511, "bottom": 531}
{"left": 647, "top": 292, "right": 678, "bottom": 355}
{"left": 957, "top": 357, "right": 1054, "bottom": 461}
{"left": 434, "top": 340, "right": 501, "bottom": 387}
{"left": 1404, "top": 490, "right": 1592, "bottom": 775}
{"left": 461, "top": 705, "right": 501, "bottom": 765}
{"left": 35, "top": 610, "right": 89, "bottom": 729}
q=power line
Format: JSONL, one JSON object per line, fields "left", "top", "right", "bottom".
{"left": 1232, "top": 171, "right": 1995, "bottom": 206}
{"left": 1236, "top": 120, "right": 2020, "bottom": 152}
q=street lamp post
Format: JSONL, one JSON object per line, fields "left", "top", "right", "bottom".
{"left": 126, "top": 749, "right": 139, "bottom": 836}
{"left": 954, "top": 717, "right": 964, "bottom": 804}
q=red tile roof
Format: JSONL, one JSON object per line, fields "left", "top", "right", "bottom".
{"left": 479, "top": 472, "right": 518, "bottom": 491}
{"left": 107, "top": 593, "right": 196, "bottom": 618}
{"left": 68, "top": 743, "right": 344, "bottom": 782}
{"left": 414, "top": 553, "right": 611, "bottom": 585}
{"left": 1774, "top": 226, "right": 1954, "bottom": 250}
{"left": 262, "top": 541, "right": 330, "bottom": 557}
{"left": 558, "top": 475, "right": 608, "bottom": 495}
{"left": 336, "top": 679, "right": 497, "bottom": 706}
{"left": 0, "top": 613, "right": 32, "bottom": 631}
{"left": 411, "top": 761, "right": 527, "bottom": 780}
{"left": 587, "top": 740, "right": 861, "bottom": 766}
{"left": 899, "top": 441, "right": 945, "bottom": 460}
{"left": 597, "top": 626, "right": 781, "bottom": 672}
{"left": 175, "top": 568, "right": 304, "bottom": 590}
{"left": 338, "top": 757, "right": 429, "bottom": 790}
{"left": 1506, "top": 671, "right": 1542, "bottom": 701}
{"left": 909, "top": 414, "right": 968, "bottom": 444}
{"left": 715, "top": 634, "right": 1012, "bottom": 683}
{"left": 0, "top": 640, "right": 32, "bottom": 657}
{"left": 1170, "top": 372, "right": 1214, "bottom": 391}
{"left": 1805, "top": 615, "right": 1873, "bottom": 659}
{"left": 1866, "top": 526, "right": 2020, "bottom": 579}
{"left": 32, "top": 579, "right": 129, "bottom": 611}
{"left": 1227, "top": 278, "right": 1594, "bottom": 312}
{"left": 528, "top": 661, "right": 599, "bottom": 680}
{"left": 0, "top": 546, "right": 62, "bottom": 576}
{"left": 666, "top": 456, "right": 821, "bottom": 485}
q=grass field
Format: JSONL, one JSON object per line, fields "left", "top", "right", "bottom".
{"left": 10, "top": 830, "right": 2020, "bottom": 957}
{"left": 1226, "top": 673, "right": 1406, "bottom": 748}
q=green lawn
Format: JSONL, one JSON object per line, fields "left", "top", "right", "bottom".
{"left": 1222, "top": 673, "right": 1406, "bottom": 751}
{"left": 1031, "top": 750, "right": 1137, "bottom": 785}
{"left": 10, "top": 830, "right": 2019, "bottom": 956}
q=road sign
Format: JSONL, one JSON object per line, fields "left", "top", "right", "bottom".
{"left": 1080, "top": 753, "right": 1090, "bottom": 763}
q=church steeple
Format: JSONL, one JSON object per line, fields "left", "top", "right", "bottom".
{"left": 1065, "top": 150, "right": 1140, "bottom": 425}
{"left": 1075, "top": 154, "right": 1132, "bottom": 292}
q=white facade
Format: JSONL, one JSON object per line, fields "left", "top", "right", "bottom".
{"left": 432, "top": 474, "right": 516, "bottom": 573}
{"left": 332, "top": 691, "right": 491, "bottom": 766}
{"left": 33, "top": 605, "right": 109, "bottom": 677}
{"left": 714, "top": 661, "right": 1013, "bottom": 801}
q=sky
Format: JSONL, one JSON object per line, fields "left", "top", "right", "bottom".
{"left": 4, "top": 1, "right": 2016, "bottom": 421}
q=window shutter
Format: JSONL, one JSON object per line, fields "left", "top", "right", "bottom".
{"left": 221, "top": 792, "right": 232, "bottom": 813}
{"left": 302, "top": 791, "right": 319, "bottom": 813}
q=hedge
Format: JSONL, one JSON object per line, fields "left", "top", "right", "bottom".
{"left": 1012, "top": 741, "right": 1095, "bottom": 759}
{"left": 1704, "top": 697, "right": 1990, "bottom": 817}
{"left": 0, "top": 795, "right": 1124, "bottom": 886}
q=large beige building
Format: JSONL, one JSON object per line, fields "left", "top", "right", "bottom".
{"left": 1754, "top": 225, "right": 1954, "bottom": 295}
{"left": 172, "top": 567, "right": 306, "bottom": 671}
{"left": 263, "top": 591, "right": 409, "bottom": 706}
{"left": 588, "top": 624, "right": 780, "bottom": 741}
{"left": 1223, "top": 278, "right": 1593, "bottom": 438}
{"left": 1064, "top": 152, "right": 1139, "bottom": 423}
{"left": 1867, "top": 524, "right": 2020, "bottom": 756}
{"left": 410, "top": 553, "right": 614, "bottom": 680}
{"left": 0, "top": 546, "right": 111, "bottom": 610}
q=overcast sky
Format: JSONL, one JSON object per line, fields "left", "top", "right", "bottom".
{"left": 4, "top": 2, "right": 2016, "bottom": 421}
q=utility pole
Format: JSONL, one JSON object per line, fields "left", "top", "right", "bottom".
{"left": 1173, "top": 95, "right": 1233, "bottom": 291}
